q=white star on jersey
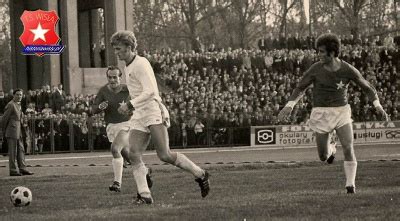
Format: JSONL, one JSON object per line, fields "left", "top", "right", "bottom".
{"left": 119, "top": 100, "right": 126, "bottom": 107}
{"left": 30, "top": 23, "right": 49, "bottom": 42}
{"left": 336, "top": 80, "right": 345, "bottom": 89}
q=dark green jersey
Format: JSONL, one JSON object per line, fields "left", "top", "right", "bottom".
{"left": 92, "top": 84, "right": 131, "bottom": 124}
{"left": 289, "top": 60, "right": 378, "bottom": 107}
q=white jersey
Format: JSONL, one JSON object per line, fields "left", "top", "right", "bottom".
{"left": 124, "top": 55, "right": 162, "bottom": 109}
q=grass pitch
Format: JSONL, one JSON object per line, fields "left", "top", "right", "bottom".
{"left": 1, "top": 161, "right": 400, "bottom": 220}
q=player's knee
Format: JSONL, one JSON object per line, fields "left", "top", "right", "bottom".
{"left": 120, "top": 148, "right": 129, "bottom": 159}
{"left": 342, "top": 145, "right": 354, "bottom": 157}
{"left": 157, "top": 152, "right": 174, "bottom": 164}
{"left": 127, "top": 152, "right": 140, "bottom": 163}
{"left": 131, "top": 161, "right": 143, "bottom": 169}
{"left": 110, "top": 145, "right": 122, "bottom": 157}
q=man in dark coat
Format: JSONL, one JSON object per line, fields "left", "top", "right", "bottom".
{"left": 52, "top": 84, "right": 66, "bottom": 112}
{"left": 1, "top": 89, "right": 34, "bottom": 176}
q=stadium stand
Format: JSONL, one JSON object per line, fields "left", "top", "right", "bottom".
{"left": 0, "top": 36, "right": 399, "bottom": 153}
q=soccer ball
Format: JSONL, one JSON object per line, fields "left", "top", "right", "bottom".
{"left": 10, "top": 186, "right": 32, "bottom": 207}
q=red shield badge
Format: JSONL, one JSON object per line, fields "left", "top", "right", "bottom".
{"left": 19, "top": 10, "right": 63, "bottom": 56}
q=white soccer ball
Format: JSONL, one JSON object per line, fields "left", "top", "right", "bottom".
{"left": 10, "top": 186, "right": 32, "bottom": 207}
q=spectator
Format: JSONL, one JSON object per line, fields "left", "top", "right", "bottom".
{"left": 194, "top": 118, "right": 205, "bottom": 146}
{"left": 181, "top": 122, "right": 188, "bottom": 148}
{"left": 258, "top": 36, "right": 266, "bottom": 51}
{"left": 1, "top": 89, "right": 34, "bottom": 176}
{"left": 99, "top": 44, "right": 106, "bottom": 67}
{"left": 52, "top": 84, "right": 66, "bottom": 112}
{"left": 394, "top": 32, "right": 400, "bottom": 47}
{"left": 53, "top": 113, "right": 70, "bottom": 151}
{"left": 25, "top": 102, "right": 36, "bottom": 115}
{"left": 0, "top": 90, "right": 5, "bottom": 114}
{"left": 208, "top": 43, "right": 217, "bottom": 52}
{"left": 384, "top": 33, "right": 395, "bottom": 49}
{"left": 193, "top": 36, "right": 203, "bottom": 53}
{"left": 264, "top": 33, "right": 274, "bottom": 51}
{"left": 21, "top": 116, "right": 33, "bottom": 155}
{"left": 42, "top": 103, "right": 53, "bottom": 117}
{"left": 373, "top": 35, "right": 383, "bottom": 46}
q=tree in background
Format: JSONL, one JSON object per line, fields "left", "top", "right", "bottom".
{"left": 230, "top": 0, "right": 261, "bottom": 48}
{"left": 131, "top": 0, "right": 399, "bottom": 51}
{"left": 275, "top": 0, "right": 299, "bottom": 37}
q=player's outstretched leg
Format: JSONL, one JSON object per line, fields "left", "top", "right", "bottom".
{"left": 195, "top": 170, "right": 210, "bottom": 198}
{"left": 149, "top": 124, "right": 210, "bottom": 198}
{"left": 174, "top": 152, "right": 210, "bottom": 198}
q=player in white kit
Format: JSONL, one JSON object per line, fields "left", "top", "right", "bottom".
{"left": 111, "top": 31, "right": 210, "bottom": 204}
{"left": 92, "top": 66, "right": 152, "bottom": 193}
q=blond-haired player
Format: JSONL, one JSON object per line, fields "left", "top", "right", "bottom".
{"left": 111, "top": 31, "right": 209, "bottom": 204}
{"left": 92, "top": 66, "right": 152, "bottom": 193}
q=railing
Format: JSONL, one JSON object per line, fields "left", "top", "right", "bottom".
{"left": 0, "top": 117, "right": 251, "bottom": 155}
{"left": 1, "top": 116, "right": 399, "bottom": 156}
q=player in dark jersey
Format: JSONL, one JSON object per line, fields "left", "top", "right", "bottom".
{"left": 92, "top": 66, "right": 152, "bottom": 192}
{"left": 278, "top": 33, "right": 389, "bottom": 194}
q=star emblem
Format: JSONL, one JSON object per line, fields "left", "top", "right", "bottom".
{"left": 119, "top": 100, "right": 126, "bottom": 107}
{"left": 336, "top": 80, "right": 345, "bottom": 90}
{"left": 30, "top": 22, "right": 49, "bottom": 42}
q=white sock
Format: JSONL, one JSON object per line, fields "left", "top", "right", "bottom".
{"left": 112, "top": 158, "right": 124, "bottom": 184}
{"left": 174, "top": 153, "right": 204, "bottom": 178}
{"left": 133, "top": 163, "right": 150, "bottom": 195}
{"left": 344, "top": 161, "right": 357, "bottom": 187}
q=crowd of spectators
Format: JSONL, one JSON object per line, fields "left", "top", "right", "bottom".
{"left": 1, "top": 33, "right": 399, "bottom": 150}
{"left": 0, "top": 85, "right": 107, "bottom": 153}
{"left": 145, "top": 33, "right": 400, "bottom": 145}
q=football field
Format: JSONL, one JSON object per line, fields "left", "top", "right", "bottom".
{"left": 0, "top": 143, "right": 400, "bottom": 220}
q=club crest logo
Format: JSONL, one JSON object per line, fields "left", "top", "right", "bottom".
{"left": 19, "top": 10, "right": 64, "bottom": 56}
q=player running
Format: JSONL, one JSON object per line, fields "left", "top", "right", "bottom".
{"left": 111, "top": 31, "right": 210, "bottom": 204}
{"left": 92, "top": 66, "right": 152, "bottom": 193}
{"left": 278, "top": 33, "right": 389, "bottom": 194}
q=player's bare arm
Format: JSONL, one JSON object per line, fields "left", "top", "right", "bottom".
{"left": 278, "top": 68, "right": 314, "bottom": 121}
{"left": 350, "top": 66, "right": 390, "bottom": 121}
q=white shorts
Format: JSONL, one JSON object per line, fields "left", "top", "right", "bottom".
{"left": 106, "top": 121, "right": 131, "bottom": 143}
{"left": 129, "top": 100, "right": 170, "bottom": 133}
{"left": 308, "top": 104, "right": 352, "bottom": 134}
